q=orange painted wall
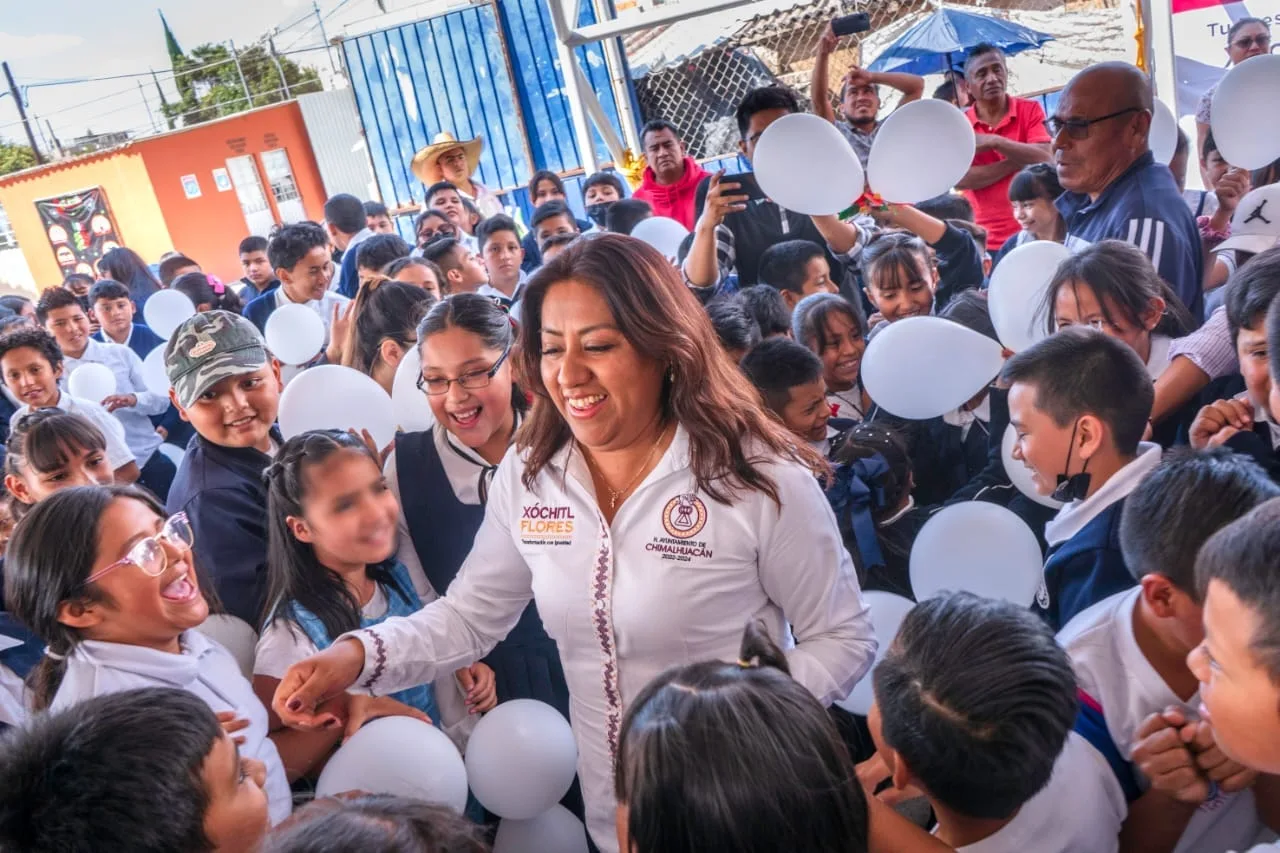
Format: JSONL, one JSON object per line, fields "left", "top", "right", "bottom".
{"left": 138, "top": 101, "right": 328, "bottom": 285}
{"left": 0, "top": 151, "right": 172, "bottom": 290}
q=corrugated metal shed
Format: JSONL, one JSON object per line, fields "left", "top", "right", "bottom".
{"left": 341, "top": 0, "right": 629, "bottom": 211}
{"left": 296, "top": 89, "right": 377, "bottom": 201}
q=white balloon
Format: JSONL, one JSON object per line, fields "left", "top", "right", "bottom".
{"left": 987, "top": 240, "right": 1071, "bottom": 352}
{"left": 465, "top": 699, "right": 578, "bottom": 819}
{"left": 1001, "top": 424, "right": 1063, "bottom": 509}
{"left": 1149, "top": 99, "right": 1179, "bottom": 165}
{"left": 1211, "top": 54, "right": 1280, "bottom": 170}
{"left": 493, "top": 805, "right": 590, "bottom": 853}
{"left": 754, "top": 113, "right": 865, "bottom": 216}
{"left": 391, "top": 347, "right": 436, "bottom": 433}
{"left": 861, "top": 316, "right": 1004, "bottom": 420}
{"left": 264, "top": 303, "right": 326, "bottom": 365}
{"left": 910, "top": 502, "right": 1044, "bottom": 606}
{"left": 317, "top": 717, "right": 468, "bottom": 812}
{"left": 278, "top": 365, "right": 397, "bottom": 447}
{"left": 157, "top": 442, "right": 185, "bottom": 469}
{"left": 630, "top": 216, "right": 689, "bottom": 261}
{"left": 67, "top": 363, "right": 117, "bottom": 404}
{"left": 867, "top": 99, "right": 976, "bottom": 203}
{"left": 143, "top": 290, "right": 197, "bottom": 340}
{"left": 141, "top": 346, "right": 171, "bottom": 396}
{"left": 193, "top": 614, "right": 258, "bottom": 679}
{"left": 835, "top": 591, "right": 916, "bottom": 715}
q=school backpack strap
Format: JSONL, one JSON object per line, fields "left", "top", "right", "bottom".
{"left": 1074, "top": 688, "right": 1143, "bottom": 803}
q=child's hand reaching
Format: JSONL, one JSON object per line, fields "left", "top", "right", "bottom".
{"left": 1189, "top": 397, "right": 1254, "bottom": 450}
{"left": 1182, "top": 718, "right": 1257, "bottom": 793}
{"left": 343, "top": 694, "right": 431, "bottom": 743}
{"left": 455, "top": 663, "right": 498, "bottom": 714}
{"left": 216, "top": 710, "right": 251, "bottom": 746}
{"left": 1132, "top": 707, "right": 1211, "bottom": 804}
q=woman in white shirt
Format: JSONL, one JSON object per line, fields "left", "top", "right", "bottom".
{"left": 1043, "top": 240, "right": 1195, "bottom": 446}
{"left": 273, "top": 234, "right": 876, "bottom": 851}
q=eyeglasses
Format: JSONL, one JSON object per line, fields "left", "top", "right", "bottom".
{"left": 84, "top": 512, "right": 194, "bottom": 585}
{"left": 1044, "top": 107, "right": 1142, "bottom": 140}
{"left": 417, "top": 346, "right": 512, "bottom": 396}
{"left": 1232, "top": 34, "right": 1271, "bottom": 49}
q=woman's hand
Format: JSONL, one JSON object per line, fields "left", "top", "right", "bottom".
{"left": 343, "top": 694, "right": 432, "bottom": 742}
{"left": 272, "top": 637, "right": 367, "bottom": 729}
{"left": 455, "top": 662, "right": 498, "bottom": 714}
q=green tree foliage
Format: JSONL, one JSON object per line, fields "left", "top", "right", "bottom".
{"left": 0, "top": 140, "right": 36, "bottom": 176}
{"left": 163, "top": 43, "right": 322, "bottom": 127}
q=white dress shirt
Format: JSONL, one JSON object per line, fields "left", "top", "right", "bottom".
{"left": 51, "top": 631, "right": 292, "bottom": 825}
{"left": 63, "top": 338, "right": 168, "bottom": 465}
{"left": 11, "top": 392, "right": 135, "bottom": 473}
{"left": 344, "top": 425, "right": 875, "bottom": 850}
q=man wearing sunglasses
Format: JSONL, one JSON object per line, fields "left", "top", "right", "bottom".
{"left": 1051, "top": 62, "right": 1204, "bottom": 322}
{"left": 1195, "top": 18, "right": 1272, "bottom": 179}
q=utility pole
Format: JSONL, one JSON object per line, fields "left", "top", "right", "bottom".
{"left": 314, "top": 1, "right": 339, "bottom": 74}
{"left": 228, "top": 40, "right": 253, "bottom": 108}
{"left": 137, "top": 81, "right": 159, "bottom": 133}
{"left": 150, "top": 69, "right": 175, "bottom": 130}
{"left": 267, "top": 36, "right": 292, "bottom": 99}
{"left": 43, "top": 119, "right": 62, "bottom": 158}
{"left": 1, "top": 61, "right": 44, "bottom": 164}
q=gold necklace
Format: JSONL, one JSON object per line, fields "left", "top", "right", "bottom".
{"left": 585, "top": 424, "right": 671, "bottom": 510}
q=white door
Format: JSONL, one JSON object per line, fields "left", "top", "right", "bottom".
{"left": 260, "top": 149, "right": 307, "bottom": 224}
{"left": 226, "top": 155, "right": 275, "bottom": 237}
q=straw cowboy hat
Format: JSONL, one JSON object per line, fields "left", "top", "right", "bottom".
{"left": 411, "top": 131, "right": 484, "bottom": 185}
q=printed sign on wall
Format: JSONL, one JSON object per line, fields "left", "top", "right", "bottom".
{"left": 181, "top": 174, "right": 202, "bottom": 199}
{"left": 34, "top": 187, "right": 122, "bottom": 278}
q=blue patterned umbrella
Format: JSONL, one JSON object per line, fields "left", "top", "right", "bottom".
{"left": 868, "top": 8, "right": 1054, "bottom": 77}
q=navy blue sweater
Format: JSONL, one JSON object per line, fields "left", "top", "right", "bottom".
{"left": 166, "top": 431, "right": 279, "bottom": 626}
{"left": 1035, "top": 500, "right": 1134, "bottom": 632}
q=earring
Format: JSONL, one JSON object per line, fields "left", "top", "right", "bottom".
{"left": 667, "top": 365, "right": 676, "bottom": 383}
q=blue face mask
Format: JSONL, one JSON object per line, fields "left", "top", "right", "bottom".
{"left": 585, "top": 202, "right": 615, "bottom": 227}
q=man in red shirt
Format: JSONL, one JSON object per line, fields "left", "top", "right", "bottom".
{"left": 632, "top": 120, "right": 710, "bottom": 231}
{"left": 956, "top": 44, "right": 1053, "bottom": 252}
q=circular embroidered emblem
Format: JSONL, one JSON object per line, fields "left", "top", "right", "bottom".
{"left": 662, "top": 494, "right": 707, "bottom": 539}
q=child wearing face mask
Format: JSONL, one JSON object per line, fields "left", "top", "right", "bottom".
{"left": 581, "top": 171, "right": 626, "bottom": 233}
{"left": 1003, "top": 328, "right": 1161, "bottom": 630}
{"left": 253, "top": 430, "right": 484, "bottom": 781}
{"left": 3, "top": 484, "right": 292, "bottom": 823}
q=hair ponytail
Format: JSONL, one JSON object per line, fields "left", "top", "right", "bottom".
{"left": 263, "top": 430, "right": 400, "bottom": 636}
{"left": 5, "top": 484, "right": 164, "bottom": 710}
{"left": 738, "top": 620, "right": 791, "bottom": 675}
{"left": 172, "top": 272, "right": 244, "bottom": 315}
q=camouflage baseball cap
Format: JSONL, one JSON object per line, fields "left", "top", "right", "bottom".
{"left": 164, "top": 310, "right": 269, "bottom": 408}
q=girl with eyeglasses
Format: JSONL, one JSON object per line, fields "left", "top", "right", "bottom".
{"left": 253, "top": 431, "right": 479, "bottom": 782}
{"left": 3, "top": 484, "right": 293, "bottom": 823}
{"left": 386, "top": 295, "right": 573, "bottom": 737}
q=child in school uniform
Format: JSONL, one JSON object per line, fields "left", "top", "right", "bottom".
{"left": 792, "top": 292, "right": 871, "bottom": 422}
{"left": 1190, "top": 247, "right": 1280, "bottom": 479}
{"left": 740, "top": 337, "right": 856, "bottom": 456}
{"left": 386, "top": 294, "right": 572, "bottom": 723}
{"left": 0, "top": 327, "right": 138, "bottom": 483}
{"left": 1003, "top": 328, "right": 1161, "bottom": 630}
{"left": 3, "top": 410, "right": 114, "bottom": 513}
{"left": 869, "top": 592, "right": 1126, "bottom": 852}
{"left": 1042, "top": 240, "right": 1195, "bottom": 447}
{"left": 860, "top": 203, "right": 983, "bottom": 325}
{"left": 758, "top": 240, "right": 840, "bottom": 312}
{"left": 38, "top": 286, "right": 175, "bottom": 499}
{"left": 3, "top": 484, "right": 292, "bottom": 824}
{"left": 827, "top": 423, "right": 933, "bottom": 601}
{"left": 1059, "top": 449, "right": 1280, "bottom": 852}
{"left": 164, "top": 311, "right": 284, "bottom": 628}
{"left": 0, "top": 687, "right": 271, "bottom": 853}
{"left": 1187, "top": 500, "right": 1280, "bottom": 853}
{"left": 254, "top": 430, "right": 492, "bottom": 780}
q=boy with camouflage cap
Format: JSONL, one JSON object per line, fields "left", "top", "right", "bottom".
{"left": 164, "top": 310, "right": 283, "bottom": 626}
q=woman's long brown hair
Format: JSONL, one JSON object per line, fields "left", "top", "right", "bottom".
{"left": 515, "top": 233, "right": 823, "bottom": 505}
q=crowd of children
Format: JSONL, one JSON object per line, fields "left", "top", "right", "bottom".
{"left": 0, "top": 52, "right": 1278, "bottom": 853}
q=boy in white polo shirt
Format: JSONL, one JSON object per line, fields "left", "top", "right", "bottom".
{"left": 868, "top": 592, "right": 1126, "bottom": 852}
{"left": 1059, "top": 449, "right": 1280, "bottom": 852}
{"left": 1188, "top": 499, "right": 1280, "bottom": 853}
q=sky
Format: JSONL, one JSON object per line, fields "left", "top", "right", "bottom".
{"left": 0, "top": 0, "right": 449, "bottom": 151}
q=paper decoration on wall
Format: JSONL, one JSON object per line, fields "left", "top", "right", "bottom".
{"left": 34, "top": 187, "right": 122, "bottom": 277}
